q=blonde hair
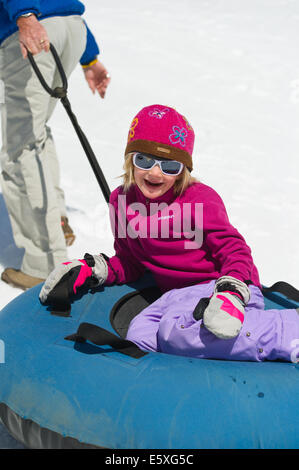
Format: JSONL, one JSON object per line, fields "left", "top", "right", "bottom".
{"left": 121, "top": 153, "right": 198, "bottom": 196}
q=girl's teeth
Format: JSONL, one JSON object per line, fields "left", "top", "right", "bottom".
{"left": 146, "top": 180, "right": 162, "bottom": 186}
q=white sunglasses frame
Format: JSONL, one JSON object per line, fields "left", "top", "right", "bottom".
{"left": 132, "top": 152, "right": 184, "bottom": 176}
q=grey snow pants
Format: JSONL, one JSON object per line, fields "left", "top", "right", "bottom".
{"left": 0, "top": 16, "right": 87, "bottom": 278}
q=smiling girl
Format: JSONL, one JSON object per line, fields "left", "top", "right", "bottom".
{"left": 40, "top": 104, "right": 262, "bottom": 341}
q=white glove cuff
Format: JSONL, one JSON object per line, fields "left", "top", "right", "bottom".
{"left": 215, "top": 276, "right": 251, "bottom": 305}
{"left": 92, "top": 254, "right": 108, "bottom": 285}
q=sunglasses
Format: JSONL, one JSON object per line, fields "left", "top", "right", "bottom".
{"left": 133, "top": 152, "right": 184, "bottom": 176}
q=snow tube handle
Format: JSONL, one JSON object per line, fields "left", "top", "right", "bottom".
{"left": 27, "top": 43, "right": 111, "bottom": 204}
{"left": 65, "top": 322, "right": 147, "bottom": 359}
{"left": 27, "top": 44, "right": 68, "bottom": 98}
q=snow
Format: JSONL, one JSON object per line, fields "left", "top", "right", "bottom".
{"left": 0, "top": 0, "right": 298, "bottom": 448}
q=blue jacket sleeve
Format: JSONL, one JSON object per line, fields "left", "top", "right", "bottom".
{"left": 80, "top": 21, "right": 100, "bottom": 65}
{"left": 2, "top": 0, "right": 41, "bottom": 22}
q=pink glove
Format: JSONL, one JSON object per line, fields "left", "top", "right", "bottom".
{"left": 39, "top": 253, "right": 108, "bottom": 306}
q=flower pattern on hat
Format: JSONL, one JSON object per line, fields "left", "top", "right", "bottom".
{"left": 148, "top": 108, "right": 170, "bottom": 119}
{"left": 127, "top": 117, "right": 139, "bottom": 142}
{"left": 169, "top": 126, "right": 188, "bottom": 147}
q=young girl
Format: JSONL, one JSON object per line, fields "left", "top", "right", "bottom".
{"left": 39, "top": 104, "right": 299, "bottom": 361}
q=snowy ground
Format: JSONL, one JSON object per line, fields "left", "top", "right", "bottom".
{"left": 0, "top": 0, "right": 298, "bottom": 448}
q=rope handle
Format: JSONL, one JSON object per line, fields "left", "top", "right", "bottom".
{"left": 27, "top": 42, "right": 111, "bottom": 203}
{"left": 27, "top": 43, "right": 68, "bottom": 98}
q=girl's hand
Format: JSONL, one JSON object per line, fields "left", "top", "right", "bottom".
{"left": 203, "top": 291, "right": 246, "bottom": 339}
{"left": 17, "top": 14, "right": 50, "bottom": 58}
{"left": 39, "top": 254, "right": 108, "bottom": 306}
{"left": 198, "top": 276, "right": 250, "bottom": 339}
{"left": 83, "top": 61, "right": 111, "bottom": 98}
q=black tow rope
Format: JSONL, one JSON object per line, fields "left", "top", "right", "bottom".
{"left": 27, "top": 43, "right": 111, "bottom": 204}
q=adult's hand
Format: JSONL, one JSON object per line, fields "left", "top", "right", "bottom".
{"left": 83, "top": 61, "right": 111, "bottom": 98}
{"left": 17, "top": 14, "right": 50, "bottom": 58}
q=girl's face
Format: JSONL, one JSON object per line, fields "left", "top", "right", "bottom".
{"left": 134, "top": 164, "right": 179, "bottom": 199}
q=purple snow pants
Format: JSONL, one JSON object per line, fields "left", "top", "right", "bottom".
{"left": 126, "top": 281, "right": 299, "bottom": 362}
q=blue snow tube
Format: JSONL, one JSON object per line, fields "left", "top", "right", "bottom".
{"left": 0, "top": 274, "right": 298, "bottom": 449}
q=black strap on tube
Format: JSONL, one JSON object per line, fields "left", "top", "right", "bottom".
{"left": 65, "top": 322, "right": 147, "bottom": 359}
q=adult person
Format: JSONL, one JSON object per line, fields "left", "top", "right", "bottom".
{"left": 0, "top": 0, "right": 110, "bottom": 289}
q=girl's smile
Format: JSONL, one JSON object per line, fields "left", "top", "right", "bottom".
{"left": 134, "top": 165, "right": 178, "bottom": 199}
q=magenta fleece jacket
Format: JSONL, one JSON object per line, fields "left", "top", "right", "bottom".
{"left": 105, "top": 182, "right": 260, "bottom": 292}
